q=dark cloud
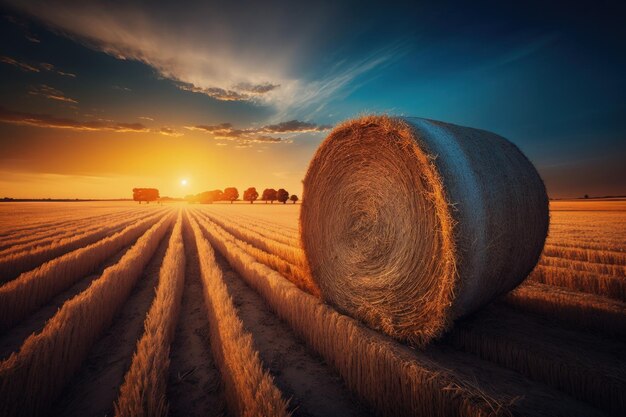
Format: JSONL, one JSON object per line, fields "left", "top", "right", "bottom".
{"left": 176, "top": 81, "right": 278, "bottom": 102}
{"left": 191, "top": 123, "right": 233, "bottom": 133}
{"left": 187, "top": 123, "right": 284, "bottom": 144}
{"left": 0, "top": 55, "right": 40, "bottom": 72}
{"left": 159, "top": 127, "right": 183, "bottom": 137}
{"left": 28, "top": 84, "right": 78, "bottom": 103}
{"left": 0, "top": 106, "right": 148, "bottom": 132}
{"left": 0, "top": 56, "right": 76, "bottom": 77}
{"left": 187, "top": 118, "right": 329, "bottom": 145}
{"left": 236, "top": 82, "right": 280, "bottom": 94}
{"left": 262, "top": 119, "right": 332, "bottom": 133}
{"left": 39, "top": 62, "right": 76, "bottom": 77}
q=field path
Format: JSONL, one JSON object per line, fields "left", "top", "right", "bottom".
{"left": 215, "top": 249, "right": 373, "bottom": 417}
{"left": 166, "top": 216, "right": 226, "bottom": 417}
{"left": 0, "top": 244, "right": 131, "bottom": 359}
{"left": 49, "top": 225, "right": 173, "bottom": 416}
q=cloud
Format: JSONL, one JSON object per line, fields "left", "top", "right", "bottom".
{"left": 0, "top": 106, "right": 148, "bottom": 132}
{"left": 138, "top": 116, "right": 154, "bottom": 121}
{"left": 187, "top": 119, "right": 330, "bottom": 145}
{"left": 176, "top": 81, "right": 279, "bottom": 101}
{"left": 25, "top": 33, "right": 40, "bottom": 43}
{"left": 261, "top": 120, "right": 332, "bottom": 133}
{"left": 159, "top": 127, "right": 183, "bottom": 137}
{"left": 39, "top": 62, "right": 76, "bottom": 77}
{"left": 188, "top": 124, "right": 283, "bottom": 144}
{"left": 0, "top": 55, "right": 40, "bottom": 72}
{"left": 29, "top": 84, "right": 78, "bottom": 103}
{"left": 4, "top": 0, "right": 401, "bottom": 117}
{"left": 0, "top": 56, "right": 76, "bottom": 77}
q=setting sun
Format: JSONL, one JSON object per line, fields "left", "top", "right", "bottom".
{"left": 181, "top": 179, "right": 188, "bottom": 186}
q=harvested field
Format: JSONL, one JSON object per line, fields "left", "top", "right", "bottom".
{"left": 0, "top": 199, "right": 624, "bottom": 416}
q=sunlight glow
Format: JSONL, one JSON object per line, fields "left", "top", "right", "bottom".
{"left": 181, "top": 179, "right": 188, "bottom": 186}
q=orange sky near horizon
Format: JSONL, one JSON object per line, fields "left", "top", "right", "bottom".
{"left": 0, "top": 125, "right": 316, "bottom": 200}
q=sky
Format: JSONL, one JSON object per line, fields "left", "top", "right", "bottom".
{"left": 0, "top": 0, "right": 624, "bottom": 199}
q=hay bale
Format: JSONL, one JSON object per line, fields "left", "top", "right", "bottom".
{"left": 300, "top": 115, "right": 549, "bottom": 346}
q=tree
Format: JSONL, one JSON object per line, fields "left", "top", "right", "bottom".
{"left": 196, "top": 189, "right": 223, "bottom": 204}
{"left": 223, "top": 187, "right": 239, "bottom": 203}
{"left": 584, "top": 194, "right": 589, "bottom": 199}
{"left": 261, "top": 188, "right": 271, "bottom": 204}
{"left": 244, "top": 187, "right": 259, "bottom": 203}
{"left": 277, "top": 188, "right": 289, "bottom": 204}
{"left": 262, "top": 188, "right": 277, "bottom": 204}
{"left": 289, "top": 194, "right": 299, "bottom": 204}
{"left": 132, "top": 188, "right": 159, "bottom": 204}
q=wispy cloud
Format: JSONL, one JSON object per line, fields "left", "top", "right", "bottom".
{"left": 0, "top": 55, "right": 77, "bottom": 78}
{"left": 28, "top": 84, "right": 78, "bottom": 103}
{"left": 159, "top": 127, "right": 183, "bottom": 137}
{"left": 176, "top": 80, "right": 280, "bottom": 101}
{"left": 187, "top": 119, "right": 331, "bottom": 145}
{"left": 261, "top": 120, "right": 332, "bottom": 133}
{"left": 28, "top": 84, "right": 78, "bottom": 104}
{"left": 5, "top": 1, "right": 403, "bottom": 119}
{"left": 25, "top": 33, "right": 40, "bottom": 43}
{"left": 0, "top": 106, "right": 148, "bottom": 132}
{"left": 40, "top": 62, "right": 76, "bottom": 77}
{"left": 188, "top": 123, "right": 285, "bottom": 144}
{"left": 0, "top": 55, "right": 40, "bottom": 72}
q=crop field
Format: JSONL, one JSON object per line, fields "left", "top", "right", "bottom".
{"left": 0, "top": 200, "right": 624, "bottom": 417}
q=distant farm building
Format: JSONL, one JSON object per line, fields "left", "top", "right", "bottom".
{"left": 132, "top": 188, "right": 159, "bottom": 203}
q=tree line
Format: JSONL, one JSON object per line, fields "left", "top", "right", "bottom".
{"left": 185, "top": 187, "right": 299, "bottom": 204}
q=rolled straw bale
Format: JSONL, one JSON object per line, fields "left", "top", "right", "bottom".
{"left": 300, "top": 115, "right": 549, "bottom": 346}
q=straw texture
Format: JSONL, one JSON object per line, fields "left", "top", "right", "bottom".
{"left": 300, "top": 115, "right": 549, "bottom": 345}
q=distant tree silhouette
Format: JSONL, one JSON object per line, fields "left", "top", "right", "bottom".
{"left": 184, "top": 194, "right": 196, "bottom": 204}
{"left": 194, "top": 189, "right": 221, "bottom": 204}
{"left": 244, "top": 187, "right": 259, "bottom": 203}
{"left": 277, "top": 188, "right": 289, "bottom": 204}
{"left": 262, "top": 188, "right": 278, "bottom": 204}
{"left": 223, "top": 187, "right": 239, "bottom": 203}
{"left": 261, "top": 188, "right": 270, "bottom": 204}
{"left": 584, "top": 194, "right": 589, "bottom": 199}
{"left": 289, "top": 194, "right": 299, "bottom": 204}
{"left": 132, "top": 188, "right": 159, "bottom": 204}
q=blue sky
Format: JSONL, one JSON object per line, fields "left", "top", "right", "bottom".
{"left": 0, "top": 0, "right": 624, "bottom": 198}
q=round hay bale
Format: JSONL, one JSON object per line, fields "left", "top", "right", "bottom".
{"left": 300, "top": 115, "right": 549, "bottom": 346}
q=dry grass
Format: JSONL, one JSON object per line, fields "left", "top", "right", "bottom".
{"left": 446, "top": 304, "right": 626, "bottom": 415}
{"left": 194, "top": 210, "right": 318, "bottom": 295}
{"left": 0, "top": 203, "right": 141, "bottom": 237}
{"left": 0, "top": 208, "right": 140, "bottom": 253}
{"left": 530, "top": 264, "right": 625, "bottom": 302}
{"left": 0, "top": 208, "right": 167, "bottom": 283}
{"left": 0, "top": 210, "right": 168, "bottom": 332}
{"left": 187, "top": 211, "right": 290, "bottom": 417}
{"left": 503, "top": 281, "right": 626, "bottom": 338}
{"left": 206, "top": 210, "right": 301, "bottom": 247}
{"left": 542, "top": 244, "right": 626, "bottom": 265}
{"left": 0, "top": 212, "right": 173, "bottom": 417}
{"left": 539, "top": 256, "right": 625, "bottom": 279}
{"left": 199, "top": 209, "right": 305, "bottom": 267}
{"left": 115, "top": 211, "right": 185, "bottom": 417}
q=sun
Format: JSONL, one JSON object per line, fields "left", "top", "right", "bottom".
{"left": 180, "top": 179, "right": 188, "bottom": 186}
